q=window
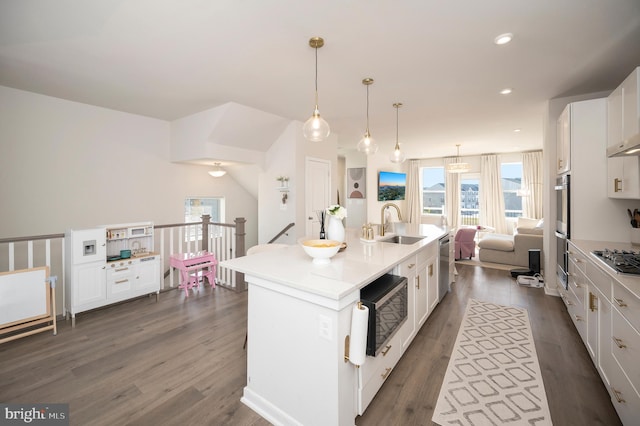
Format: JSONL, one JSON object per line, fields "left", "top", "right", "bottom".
{"left": 422, "top": 167, "right": 445, "bottom": 215}
{"left": 460, "top": 175, "right": 479, "bottom": 225}
{"left": 184, "top": 197, "right": 224, "bottom": 241}
{"left": 501, "top": 163, "right": 523, "bottom": 218}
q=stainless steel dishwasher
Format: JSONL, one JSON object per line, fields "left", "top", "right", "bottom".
{"left": 438, "top": 234, "right": 450, "bottom": 301}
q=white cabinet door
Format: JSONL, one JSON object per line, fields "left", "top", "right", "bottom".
{"left": 427, "top": 258, "right": 438, "bottom": 314}
{"left": 415, "top": 265, "right": 428, "bottom": 327}
{"left": 622, "top": 67, "right": 640, "bottom": 141}
{"left": 397, "top": 256, "right": 417, "bottom": 351}
{"left": 586, "top": 285, "right": 598, "bottom": 363}
{"left": 134, "top": 257, "right": 160, "bottom": 293}
{"left": 607, "top": 156, "right": 640, "bottom": 199}
{"left": 74, "top": 262, "right": 106, "bottom": 306}
{"left": 608, "top": 84, "right": 624, "bottom": 149}
{"left": 556, "top": 105, "right": 571, "bottom": 175}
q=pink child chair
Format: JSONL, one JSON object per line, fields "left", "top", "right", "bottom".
{"left": 454, "top": 228, "right": 477, "bottom": 260}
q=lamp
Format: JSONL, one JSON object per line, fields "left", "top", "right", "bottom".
{"left": 446, "top": 144, "right": 471, "bottom": 173}
{"left": 356, "top": 78, "right": 378, "bottom": 154}
{"left": 208, "top": 162, "right": 226, "bottom": 178}
{"left": 303, "top": 37, "right": 330, "bottom": 142}
{"left": 389, "top": 103, "right": 406, "bottom": 163}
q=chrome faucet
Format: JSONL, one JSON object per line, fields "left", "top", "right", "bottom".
{"left": 380, "top": 203, "right": 402, "bottom": 236}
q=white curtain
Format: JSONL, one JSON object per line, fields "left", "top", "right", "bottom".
{"left": 406, "top": 159, "right": 421, "bottom": 224}
{"left": 479, "top": 154, "right": 508, "bottom": 234}
{"left": 443, "top": 157, "right": 461, "bottom": 229}
{"left": 522, "top": 151, "right": 543, "bottom": 219}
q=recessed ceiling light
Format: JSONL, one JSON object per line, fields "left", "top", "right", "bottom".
{"left": 494, "top": 33, "right": 513, "bottom": 45}
{"left": 500, "top": 88, "right": 513, "bottom": 95}
{"left": 514, "top": 128, "right": 521, "bottom": 133}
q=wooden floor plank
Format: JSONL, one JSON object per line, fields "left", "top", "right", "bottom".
{"left": 0, "top": 265, "right": 622, "bottom": 425}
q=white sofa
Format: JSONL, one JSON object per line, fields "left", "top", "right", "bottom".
{"left": 478, "top": 218, "right": 543, "bottom": 268}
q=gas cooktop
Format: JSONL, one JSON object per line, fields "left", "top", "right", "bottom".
{"left": 592, "top": 249, "right": 640, "bottom": 275}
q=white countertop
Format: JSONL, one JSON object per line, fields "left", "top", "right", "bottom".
{"left": 221, "top": 223, "right": 448, "bottom": 301}
{"left": 569, "top": 239, "right": 640, "bottom": 298}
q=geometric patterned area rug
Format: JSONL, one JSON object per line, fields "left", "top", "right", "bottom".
{"left": 432, "top": 299, "right": 553, "bottom": 426}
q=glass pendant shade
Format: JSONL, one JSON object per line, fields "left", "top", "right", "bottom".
{"left": 390, "top": 144, "right": 406, "bottom": 163}
{"left": 357, "top": 131, "right": 378, "bottom": 154}
{"left": 304, "top": 37, "right": 330, "bottom": 142}
{"left": 389, "top": 102, "right": 406, "bottom": 163}
{"left": 303, "top": 107, "right": 330, "bottom": 142}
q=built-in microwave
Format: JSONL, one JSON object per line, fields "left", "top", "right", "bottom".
{"left": 360, "top": 274, "right": 408, "bottom": 357}
{"left": 128, "top": 226, "right": 153, "bottom": 238}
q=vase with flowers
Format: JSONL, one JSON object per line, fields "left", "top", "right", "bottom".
{"left": 326, "top": 205, "right": 347, "bottom": 243}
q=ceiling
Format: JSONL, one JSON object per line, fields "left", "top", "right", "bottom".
{"left": 1, "top": 0, "right": 640, "bottom": 161}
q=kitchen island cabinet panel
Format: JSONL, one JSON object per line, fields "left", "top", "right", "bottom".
{"left": 221, "top": 224, "right": 448, "bottom": 425}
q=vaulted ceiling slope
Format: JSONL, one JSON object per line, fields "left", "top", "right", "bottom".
{"left": 1, "top": 0, "right": 639, "bottom": 159}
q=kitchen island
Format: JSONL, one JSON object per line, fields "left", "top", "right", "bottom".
{"left": 221, "top": 224, "right": 448, "bottom": 426}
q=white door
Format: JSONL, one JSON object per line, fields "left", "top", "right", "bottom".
{"left": 305, "top": 157, "right": 331, "bottom": 237}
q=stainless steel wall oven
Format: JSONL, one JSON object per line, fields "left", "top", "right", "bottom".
{"left": 360, "top": 274, "right": 408, "bottom": 356}
{"left": 555, "top": 174, "right": 570, "bottom": 289}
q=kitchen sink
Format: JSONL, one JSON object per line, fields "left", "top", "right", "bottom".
{"left": 380, "top": 235, "right": 425, "bottom": 245}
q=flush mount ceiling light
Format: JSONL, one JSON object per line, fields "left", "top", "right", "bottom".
{"left": 446, "top": 144, "right": 471, "bottom": 173}
{"left": 303, "top": 37, "right": 330, "bottom": 142}
{"left": 356, "top": 78, "right": 378, "bottom": 155}
{"left": 494, "top": 33, "right": 513, "bottom": 45}
{"left": 208, "top": 162, "right": 226, "bottom": 178}
{"left": 389, "top": 103, "right": 406, "bottom": 163}
{"left": 500, "top": 88, "right": 513, "bottom": 95}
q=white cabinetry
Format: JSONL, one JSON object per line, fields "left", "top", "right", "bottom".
{"left": 557, "top": 105, "right": 571, "bottom": 174}
{"left": 134, "top": 257, "right": 161, "bottom": 292}
{"left": 565, "top": 241, "right": 640, "bottom": 424}
{"left": 398, "top": 255, "right": 417, "bottom": 350}
{"left": 357, "top": 332, "right": 402, "bottom": 415}
{"left": 66, "top": 222, "right": 159, "bottom": 326}
{"left": 364, "top": 238, "right": 441, "bottom": 414}
{"left": 398, "top": 241, "right": 439, "bottom": 351}
{"left": 607, "top": 67, "right": 640, "bottom": 199}
{"left": 73, "top": 261, "right": 107, "bottom": 307}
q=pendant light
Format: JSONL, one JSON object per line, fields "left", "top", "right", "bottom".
{"left": 303, "top": 37, "right": 330, "bottom": 142}
{"left": 446, "top": 144, "right": 471, "bottom": 173}
{"left": 389, "top": 103, "right": 406, "bottom": 163}
{"left": 208, "top": 162, "right": 227, "bottom": 178}
{"left": 356, "top": 78, "right": 378, "bottom": 154}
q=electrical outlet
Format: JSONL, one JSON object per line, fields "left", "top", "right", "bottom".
{"left": 318, "top": 314, "right": 332, "bottom": 341}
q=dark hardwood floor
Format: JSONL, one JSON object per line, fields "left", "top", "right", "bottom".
{"left": 0, "top": 265, "right": 621, "bottom": 425}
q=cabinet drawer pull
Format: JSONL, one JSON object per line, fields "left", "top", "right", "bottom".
{"left": 381, "top": 367, "right": 392, "bottom": 380}
{"left": 611, "top": 387, "right": 626, "bottom": 404}
{"left": 561, "top": 295, "right": 573, "bottom": 306}
{"left": 115, "top": 267, "right": 129, "bottom": 272}
{"left": 408, "top": 263, "right": 415, "bottom": 269}
{"left": 115, "top": 279, "right": 129, "bottom": 284}
{"left": 612, "top": 337, "right": 626, "bottom": 349}
{"left": 381, "top": 344, "right": 392, "bottom": 356}
{"left": 614, "top": 178, "right": 623, "bottom": 193}
{"left": 589, "top": 292, "right": 597, "bottom": 312}
{"left": 428, "top": 264, "right": 433, "bottom": 277}
{"left": 416, "top": 275, "right": 420, "bottom": 290}
{"left": 614, "top": 298, "right": 627, "bottom": 308}
{"left": 574, "top": 315, "right": 583, "bottom": 322}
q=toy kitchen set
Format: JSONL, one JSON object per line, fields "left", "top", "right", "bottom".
{"left": 65, "top": 221, "right": 160, "bottom": 326}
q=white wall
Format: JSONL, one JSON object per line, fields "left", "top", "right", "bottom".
{"left": 0, "top": 86, "right": 258, "bottom": 249}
